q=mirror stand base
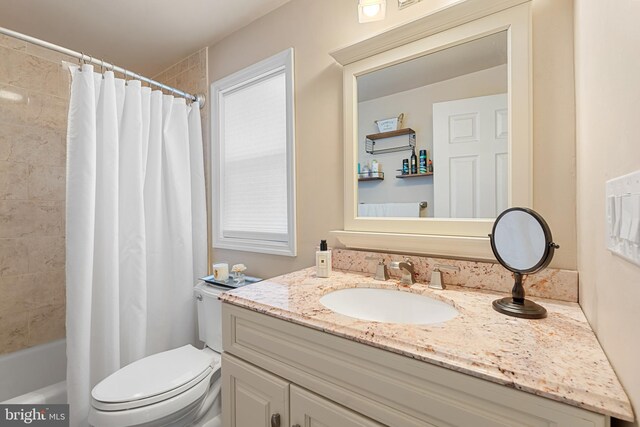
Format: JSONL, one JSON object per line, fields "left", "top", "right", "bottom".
{"left": 492, "top": 297, "right": 547, "bottom": 319}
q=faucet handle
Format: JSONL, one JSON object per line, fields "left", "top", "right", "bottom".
{"left": 365, "top": 257, "right": 389, "bottom": 281}
{"left": 429, "top": 264, "right": 459, "bottom": 290}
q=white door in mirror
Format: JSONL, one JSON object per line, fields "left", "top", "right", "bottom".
{"left": 606, "top": 170, "right": 640, "bottom": 266}
{"left": 433, "top": 94, "right": 508, "bottom": 218}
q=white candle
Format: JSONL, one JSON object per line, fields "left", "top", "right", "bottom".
{"left": 212, "top": 263, "right": 229, "bottom": 281}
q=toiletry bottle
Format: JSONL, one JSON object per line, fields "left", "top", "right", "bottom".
{"left": 402, "top": 159, "right": 409, "bottom": 175}
{"left": 419, "top": 149, "right": 427, "bottom": 174}
{"left": 428, "top": 159, "right": 433, "bottom": 173}
{"left": 410, "top": 147, "right": 418, "bottom": 174}
{"left": 316, "top": 240, "right": 332, "bottom": 278}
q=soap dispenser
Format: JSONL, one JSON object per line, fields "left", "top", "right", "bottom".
{"left": 316, "top": 240, "right": 332, "bottom": 278}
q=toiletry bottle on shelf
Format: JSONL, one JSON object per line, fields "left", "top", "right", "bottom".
{"left": 371, "top": 160, "right": 379, "bottom": 174}
{"left": 402, "top": 159, "right": 409, "bottom": 175}
{"left": 316, "top": 240, "right": 331, "bottom": 278}
{"left": 419, "top": 149, "right": 427, "bottom": 174}
{"left": 428, "top": 159, "right": 433, "bottom": 173}
{"left": 410, "top": 147, "right": 418, "bottom": 174}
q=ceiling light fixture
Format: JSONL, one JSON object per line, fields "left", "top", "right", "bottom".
{"left": 358, "top": 0, "right": 386, "bottom": 23}
{"left": 398, "top": 0, "right": 422, "bottom": 9}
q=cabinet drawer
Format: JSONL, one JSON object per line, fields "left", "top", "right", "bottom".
{"left": 223, "top": 303, "right": 609, "bottom": 427}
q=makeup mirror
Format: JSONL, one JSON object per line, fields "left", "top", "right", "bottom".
{"left": 489, "top": 207, "right": 559, "bottom": 319}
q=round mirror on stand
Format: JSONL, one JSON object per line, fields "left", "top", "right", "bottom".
{"left": 489, "top": 207, "right": 559, "bottom": 319}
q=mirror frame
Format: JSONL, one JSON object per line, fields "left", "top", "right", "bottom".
{"left": 332, "top": 1, "right": 532, "bottom": 260}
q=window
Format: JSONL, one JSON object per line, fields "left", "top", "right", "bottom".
{"left": 211, "top": 48, "right": 296, "bottom": 256}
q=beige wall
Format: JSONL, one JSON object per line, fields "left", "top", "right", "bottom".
{"left": 575, "top": 1, "right": 640, "bottom": 425}
{"left": 0, "top": 35, "right": 69, "bottom": 354}
{"left": 206, "top": 0, "right": 577, "bottom": 279}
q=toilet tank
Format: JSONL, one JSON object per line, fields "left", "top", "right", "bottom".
{"left": 194, "top": 282, "right": 223, "bottom": 353}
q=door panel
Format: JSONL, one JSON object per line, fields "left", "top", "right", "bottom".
{"left": 222, "top": 353, "right": 289, "bottom": 427}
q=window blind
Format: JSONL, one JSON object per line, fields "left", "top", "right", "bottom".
{"left": 221, "top": 71, "right": 288, "bottom": 241}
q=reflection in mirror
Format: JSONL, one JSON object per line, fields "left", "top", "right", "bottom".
{"left": 493, "top": 210, "right": 547, "bottom": 271}
{"left": 357, "top": 31, "right": 508, "bottom": 219}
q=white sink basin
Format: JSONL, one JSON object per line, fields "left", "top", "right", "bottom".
{"left": 319, "top": 287, "right": 458, "bottom": 325}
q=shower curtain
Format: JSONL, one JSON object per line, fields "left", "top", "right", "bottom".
{"left": 65, "top": 64, "right": 207, "bottom": 426}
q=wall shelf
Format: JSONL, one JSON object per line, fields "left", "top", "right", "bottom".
{"left": 365, "top": 128, "right": 416, "bottom": 155}
{"left": 358, "top": 172, "right": 384, "bottom": 182}
{"left": 396, "top": 172, "right": 433, "bottom": 179}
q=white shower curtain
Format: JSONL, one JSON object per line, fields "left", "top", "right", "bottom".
{"left": 65, "top": 64, "right": 207, "bottom": 426}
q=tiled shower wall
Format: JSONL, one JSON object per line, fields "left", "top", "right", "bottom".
{"left": 0, "top": 35, "right": 71, "bottom": 354}
{"left": 0, "top": 40, "right": 208, "bottom": 355}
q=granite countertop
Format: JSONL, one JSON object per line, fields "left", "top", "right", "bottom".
{"left": 220, "top": 267, "right": 634, "bottom": 421}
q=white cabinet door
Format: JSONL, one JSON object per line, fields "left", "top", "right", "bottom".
{"left": 433, "top": 94, "right": 508, "bottom": 218}
{"left": 290, "top": 385, "right": 385, "bottom": 427}
{"left": 222, "top": 353, "right": 289, "bottom": 427}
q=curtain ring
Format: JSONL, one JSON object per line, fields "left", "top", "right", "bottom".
{"left": 78, "top": 52, "right": 84, "bottom": 66}
{"left": 101, "top": 59, "right": 105, "bottom": 74}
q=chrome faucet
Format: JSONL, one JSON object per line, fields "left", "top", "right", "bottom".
{"left": 365, "top": 256, "right": 389, "bottom": 281}
{"left": 429, "top": 264, "right": 460, "bottom": 290}
{"left": 389, "top": 258, "right": 416, "bottom": 285}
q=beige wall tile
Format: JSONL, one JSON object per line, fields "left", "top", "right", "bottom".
{"left": 0, "top": 124, "right": 66, "bottom": 167}
{"left": 0, "top": 309, "right": 28, "bottom": 355}
{"left": 0, "top": 238, "right": 29, "bottom": 276}
{"left": 49, "top": 269, "right": 65, "bottom": 306}
{"left": 0, "top": 35, "right": 26, "bottom": 51}
{"left": 0, "top": 84, "right": 28, "bottom": 126}
{"left": 27, "top": 303, "right": 65, "bottom": 347}
{"left": 0, "top": 34, "right": 68, "bottom": 354}
{"left": 25, "top": 43, "right": 75, "bottom": 65}
{"left": 26, "top": 236, "right": 65, "bottom": 273}
{"left": 24, "top": 91, "right": 68, "bottom": 130}
{"left": 0, "top": 273, "right": 54, "bottom": 313}
{"left": 0, "top": 200, "right": 64, "bottom": 238}
{"left": 187, "top": 52, "right": 200, "bottom": 70}
{"left": 0, "top": 46, "right": 66, "bottom": 99}
{"left": 0, "top": 161, "right": 28, "bottom": 200}
{"left": 28, "top": 164, "right": 65, "bottom": 201}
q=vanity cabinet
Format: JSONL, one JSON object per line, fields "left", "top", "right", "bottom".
{"left": 221, "top": 303, "right": 611, "bottom": 427}
{"left": 222, "top": 353, "right": 381, "bottom": 427}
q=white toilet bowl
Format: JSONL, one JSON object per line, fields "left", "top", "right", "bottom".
{"left": 89, "top": 283, "right": 226, "bottom": 427}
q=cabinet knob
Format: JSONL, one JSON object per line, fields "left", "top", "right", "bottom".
{"left": 270, "top": 413, "right": 281, "bottom": 427}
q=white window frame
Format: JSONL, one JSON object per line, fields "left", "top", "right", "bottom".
{"left": 211, "top": 48, "right": 296, "bottom": 256}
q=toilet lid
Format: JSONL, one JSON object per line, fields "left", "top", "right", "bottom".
{"left": 92, "top": 345, "right": 216, "bottom": 404}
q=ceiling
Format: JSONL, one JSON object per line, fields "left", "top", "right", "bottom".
{"left": 358, "top": 31, "right": 508, "bottom": 102}
{"left": 0, "top": 0, "right": 292, "bottom": 76}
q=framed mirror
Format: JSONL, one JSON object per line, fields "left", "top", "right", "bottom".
{"left": 357, "top": 31, "right": 508, "bottom": 220}
{"left": 332, "top": 1, "right": 532, "bottom": 259}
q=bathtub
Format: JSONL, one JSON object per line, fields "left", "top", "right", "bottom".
{"left": 0, "top": 339, "right": 67, "bottom": 403}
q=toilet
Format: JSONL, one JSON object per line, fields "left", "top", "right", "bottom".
{"left": 88, "top": 282, "right": 225, "bottom": 427}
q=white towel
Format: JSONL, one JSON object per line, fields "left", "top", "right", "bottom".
{"left": 358, "top": 203, "right": 420, "bottom": 217}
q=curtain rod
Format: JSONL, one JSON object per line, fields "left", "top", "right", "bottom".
{"left": 0, "top": 26, "right": 206, "bottom": 109}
